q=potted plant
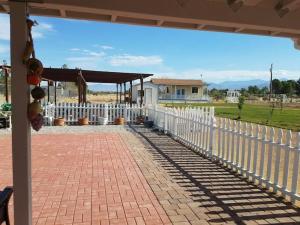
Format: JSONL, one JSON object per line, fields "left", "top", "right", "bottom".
{"left": 115, "top": 117, "right": 125, "bottom": 125}
{"left": 78, "top": 117, "right": 89, "bottom": 125}
{"left": 54, "top": 117, "right": 65, "bottom": 126}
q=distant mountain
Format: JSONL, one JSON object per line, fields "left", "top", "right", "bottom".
{"left": 208, "top": 79, "right": 269, "bottom": 90}
{"left": 88, "top": 83, "right": 116, "bottom": 92}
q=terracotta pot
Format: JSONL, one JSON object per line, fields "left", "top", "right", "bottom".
{"left": 78, "top": 117, "right": 89, "bottom": 125}
{"left": 54, "top": 118, "right": 65, "bottom": 126}
{"left": 115, "top": 117, "right": 125, "bottom": 125}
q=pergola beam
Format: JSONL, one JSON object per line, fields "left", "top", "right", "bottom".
{"left": 275, "top": 0, "right": 300, "bottom": 17}
{"left": 59, "top": 9, "right": 66, "bottom": 17}
{"left": 111, "top": 14, "right": 117, "bottom": 22}
{"left": 156, "top": 19, "right": 163, "bottom": 26}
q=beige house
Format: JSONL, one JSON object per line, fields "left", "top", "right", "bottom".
{"left": 133, "top": 78, "right": 209, "bottom": 105}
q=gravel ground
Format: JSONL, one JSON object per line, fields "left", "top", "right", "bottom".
{"left": 0, "top": 125, "right": 129, "bottom": 136}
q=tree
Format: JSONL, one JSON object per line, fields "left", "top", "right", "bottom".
{"left": 237, "top": 96, "right": 245, "bottom": 120}
{"left": 278, "top": 80, "right": 297, "bottom": 96}
{"left": 61, "top": 64, "right": 68, "bottom": 69}
{"left": 272, "top": 79, "right": 282, "bottom": 94}
{"left": 296, "top": 78, "right": 300, "bottom": 96}
{"left": 247, "top": 85, "right": 260, "bottom": 95}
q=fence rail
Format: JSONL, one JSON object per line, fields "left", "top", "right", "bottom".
{"left": 43, "top": 103, "right": 143, "bottom": 125}
{"left": 145, "top": 105, "right": 300, "bottom": 205}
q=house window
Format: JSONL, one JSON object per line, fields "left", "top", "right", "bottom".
{"left": 166, "top": 87, "right": 169, "bottom": 93}
{"left": 192, "top": 87, "right": 198, "bottom": 94}
{"left": 138, "top": 90, "right": 144, "bottom": 97}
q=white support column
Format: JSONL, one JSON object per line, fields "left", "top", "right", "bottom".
{"left": 10, "top": 2, "right": 32, "bottom": 225}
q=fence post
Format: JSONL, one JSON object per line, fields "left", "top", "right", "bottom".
{"left": 164, "top": 108, "right": 167, "bottom": 133}
{"left": 173, "top": 108, "right": 178, "bottom": 138}
{"left": 104, "top": 103, "right": 108, "bottom": 120}
{"left": 209, "top": 107, "right": 216, "bottom": 159}
{"left": 291, "top": 133, "right": 300, "bottom": 204}
{"left": 154, "top": 104, "right": 157, "bottom": 126}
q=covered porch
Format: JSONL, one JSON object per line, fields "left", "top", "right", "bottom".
{"left": 1, "top": 1, "right": 300, "bottom": 225}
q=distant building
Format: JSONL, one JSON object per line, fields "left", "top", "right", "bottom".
{"left": 226, "top": 90, "right": 240, "bottom": 103}
{"left": 132, "top": 78, "right": 209, "bottom": 105}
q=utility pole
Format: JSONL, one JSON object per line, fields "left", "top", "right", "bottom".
{"left": 269, "top": 64, "right": 273, "bottom": 101}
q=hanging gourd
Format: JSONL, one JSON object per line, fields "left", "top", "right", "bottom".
{"left": 31, "top": 86, "right": 45, "bottom": 100}
{"left": 23, "top": 18, "right": 45, "bottom": 131}
{"left": 28, "top": 100, "right": 43, "bottom": 120}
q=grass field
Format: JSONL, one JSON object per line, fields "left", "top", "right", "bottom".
{"left": 164, "top": 102, "right": 300, "bottom": 131}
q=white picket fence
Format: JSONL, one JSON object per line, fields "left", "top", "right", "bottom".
{"left": 43, "top": 102, "right": 143, "bottom": 125}
{"left": 146, "top": 105, "right": 215, "bottom": 157}
{"left": 145, "top": 105, "right": 300, "bottom": 205}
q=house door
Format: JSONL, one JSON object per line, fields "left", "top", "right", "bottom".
{"left": 176, "top": 89, "right": 185, "bottom": 99}
{"left": 145, "top": 88, "right": 152, "bottom": 105}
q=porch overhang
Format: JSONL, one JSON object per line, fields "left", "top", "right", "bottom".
{"left": 1, "top": 0, "right": 300, "bottom": 48}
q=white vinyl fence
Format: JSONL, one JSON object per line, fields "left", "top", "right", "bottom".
{"left": 145, "top": 105, "right": 300, "bottom": 205}
{"left": 43, "top": 102, "right": 143, "bottom": 125}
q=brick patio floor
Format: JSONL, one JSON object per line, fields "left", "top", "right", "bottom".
{"left": 0, "top": 129, "right": 171, "bottom": 225}
{"left": 1, "top": 125, "right": 300, "bottom": 225}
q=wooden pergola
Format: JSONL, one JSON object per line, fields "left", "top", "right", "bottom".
{"left": 41, "top": 68, "right": 152, "bottom": 105}
{"left": 1, "top": 1, "right": 300, "bottom": 225}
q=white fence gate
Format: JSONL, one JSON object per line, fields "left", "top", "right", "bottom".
{"left": 145, "top": 105, "right": 300, "bottom": 205}
{"left": 43, "top": 103, "right": 143, "bottom": 125}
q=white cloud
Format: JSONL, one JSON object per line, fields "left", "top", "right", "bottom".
{"left": 93, "top": 44, "right": 114, "bottom": 50}
{"left": 32, "top": 22, "right": 55, "bottom": 39}
{"left": 152, "top": 68, "right": 300, "bottom": 83}
{"left": 66, "top": 49, "right": 106, "bottom": 69}
{"left": 70, "top": 48, "right": 81, "bottom": 51}
{"left": 0, "top": 14, "right": 54, "bottom": 40}
{"left": 109, "top": 54, "right": 163, "bottom": 67}
{"left": 101, "top": 45, "right": 114, "bottom": 50}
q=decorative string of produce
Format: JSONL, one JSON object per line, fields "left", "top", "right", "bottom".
{"left": 23, "top": 18, "right": 45, "bottom": 131}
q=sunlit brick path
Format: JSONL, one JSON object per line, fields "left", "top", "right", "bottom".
{"left": 0, "top": 127, "right": 171, "bottom": 225}
{"left": 130, "top": 125, "right": 300, "bottom": 225}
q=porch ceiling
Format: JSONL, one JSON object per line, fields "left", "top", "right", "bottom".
{"left": 1, "top": 0, "right": 300, "bottom": 48}
{"left": 41, "top": 68, "right": 152, "bottom": 83}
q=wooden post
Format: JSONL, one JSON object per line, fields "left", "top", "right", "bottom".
{"left": 83, "top": 83, "right": 87, "bottom": 103}
{"left": 130, "top": 81, "right": 133, "bottom": 107}
{"left": 54, "top": 81, "right": 57, "bottom": 105}
{"left": 4, "top": 67, "right": 9, "bottom": 103}
{"left": 269, "top": 64, "right": 273, "bottom": 101}
{"left": 116, "top": 83, "right": 119, "bottom": 103}
{"left": 77, "top": 76, "right": 81, "bottom": 104}
{"left": 119, "top": 83, "right": 122, "bottom": 104}
{"left": 124, "top": 82, "right": 126, "bottom": 103}
{"left": 140, "top": 76, "right": 144, "bottom": 116}
{"left": 140, "top": 76, "right": 144, "bottom": 106}
{"left": 10, "top": 2, "right": 32, "bottom": 225}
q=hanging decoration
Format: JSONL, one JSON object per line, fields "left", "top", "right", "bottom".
{"left": 23, "top": 18, "right": 46, "bottom": 131}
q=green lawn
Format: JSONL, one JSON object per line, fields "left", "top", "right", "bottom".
{"left": 163, "top": 103, "right": 300, "bottom": 131}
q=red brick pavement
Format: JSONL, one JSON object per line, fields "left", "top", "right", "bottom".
{"left": 0, "top": 133, "right": 171, "bottom": 225}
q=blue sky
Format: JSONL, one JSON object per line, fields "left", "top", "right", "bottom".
{"left": 1, "top": 14, "right": 300, "bottom": 83}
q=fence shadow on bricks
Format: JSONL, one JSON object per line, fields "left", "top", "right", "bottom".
{"left": 132, "top": 125, "right": 300, "bottom": 225}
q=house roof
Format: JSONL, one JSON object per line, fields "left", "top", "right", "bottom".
{"left": 151, "top": 78, "right": 204, "bottom": 86}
